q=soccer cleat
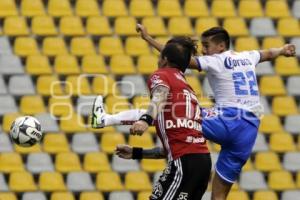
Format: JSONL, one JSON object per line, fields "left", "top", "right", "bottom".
{"left": 91, "top": 95, "right": 106, "bottom": 128}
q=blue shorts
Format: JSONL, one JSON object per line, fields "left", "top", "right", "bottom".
{"left": 202, "top": 107, "right": 260, "bottom": 183}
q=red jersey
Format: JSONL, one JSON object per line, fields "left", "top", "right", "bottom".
{"left": 147, "top": 67, "right": 209, "bottom": 161}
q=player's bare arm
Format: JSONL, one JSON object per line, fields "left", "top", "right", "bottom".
{"left": 116, "top": 144, "right": 166, "bottom": 159}
{"left": 259, "top": 44, "right": 296, "bottom": 62}
{"left": 130, "top": 85, "right": 169, "bottom": 135}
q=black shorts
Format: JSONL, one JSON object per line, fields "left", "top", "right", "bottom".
{"left": 150, "top": 153, "right": 211, "bottom": 200}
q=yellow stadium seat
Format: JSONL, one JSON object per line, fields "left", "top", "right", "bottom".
{"left": 270, "top": 132, "right": 296, "bottom": 152}
{"left": 259, "top": 114, "right": 283, "bottom": 133}
{"left": 39, "top": 171, "right": 66, "bottom": 191}
{"left": 32, "top": 16, "right": 57, "bottom": 36}
{"left": 102, "top": 0, "right": 127, "bottom": 17}
{"left": 142, "top": 17, "right": 167, "bottom": 36}
{"left": 82, "top": 55, "right": 108, "bottom": 74}
{"left": 70, "top": 37, "right": 96, "bottom": 56}
{"left": 0, "top": 152, "right": 24, "bottom": 173}
{"left": 80, "top": 192, "right": 104, "bottom": 200}
{"left": 262, "top": 37, "right": 284, "bottom": 49}
{"left": 0, "top": 0, "right": 17, "bottom": 17}
{"left": 105, "top": 95, "right": 131, "bottom": 113}
{"left": 278, "top": 18, "right": 300, "bottom": 36}
{"left": 266, "top": 0, "right": 290, "bottom": 18}
{"left": 272, "top": 96, "right": 298, "bottom": 116}
{"left": 86, "top": 16, "right": 112, "bottom": 36}
{"left": 43, "top": 133, "right": 70, "bottom": 154}
{"left": 59, "top": 113, "right": 86, "bottom": 133}
{"left": 227, "top": 191, "right": 249, "bottom": 200}
{"left": 49, "top": 97, "right": 73, "bottom": 117}
{"left": 141, "top": 159, "right": 166, "bottom": 172}
{"left": 20, "top": 95, "right": 46, "bottom": 115}
{"left": 157, "top": 0, "right": 182, "bottom": 17}
{"left": 2, "top": 113, "right": 21, "bottom": 132}
{"left": 125, "top": 37, "right": 150, "bottom": 56}
{"left": 9, "top": 172, "right": 37, "bottom": 192}
{"left": 0, "top": 193, "right": 17, "bottom": 200}
{"left": 65, "top": 75, "right": 92, "bottom": 96}
{"left": 14, "top": 144, "right": 41, "bottom": 154}
{"left": 137, "top": 191, "right": 152, "bottom": 200}
{"left": 101, "top": 132, "right": 126, "bottom": 154}
{"left": 21, "top": 0, "right": 45, "bottom": 17}
{"left": 195, "top": 17, "right": 219, "bottom": 34}
{"left": 99, "top": 37, "right": 124, "bottom": 56}
{"left": 259, "top": 76, "right": 286, "bottom": 96}
{"left": 50, "top": 192, "right": 75, "bottom": 200}
{"left": 275, "top": 57, "right": 300, "bottom": 76}
{"left": 255, "top": 151, "right": 282, "bottom": 172}
{"left": 4, "top": 16, "right": 29, "bottom": 36}
{"left": 48, "top": 0, "right": 72, "bottom": 17}
{"left": 14, "top": 37, "right": 39, "bottom": 57}
{"left": 223, "top": 17, "right": 249, "bottom": 37}
{"left": 55, "top": 152, "right": 81, "bottom": 172}
{"left": 92, "top": 75, "right": 119, "bottom": 95}
{"left": 211, "top": 0, "right": 236, "bottom": 17}
{"left": 129, "top": 0, "right": 154, "bottom": 17}
{"left": 42, "top": 37, "right": 68, "bottom": 56}
{"left": 110, "top": 55, "right": 136, "bottom": 75}
{"left": 133, "top": 96, "right": 150, "bottom": 110}
{"left": 184, "top": 0, "right": 209, "bottom": 17}
{"left": 36, "top": 75, "right": 64, "bottom": 96}
{"left": 125, "top": 171, "right": 152, "bottom": 191}
{"left": 137, "top": 55, "right": 158, "bottom": 74}
{"left": 84, "top": 152, "right": 111, "bottom": 172}
{"left": 54, "top": 55, "right": 80, "bottom": 75}
{"left": 168, "top": 17, "right": 194, "bottom": 36}
{"left": 198, "top": 96, "right": 214, "bottom": 108}
{"left": 96, "top": 171, "right": 124, "bottom": 191}
{"left": 269, "top": 170, "right": 295, "bottom": 190}
{"left": 186, "top": 76, "right": 202, "bottom": 95}
{"left": 115, "top": 17, "right": 138, "bottom": 36}
{"left": 75, "top": 0, "right": 99, "bottom": 17}
{"left": 242, "top": 159, "right": 253, "bottom": 171}
{"left": 235, "top": 37, "right": 259, "bottom": 52}
{"left": 26, "top": 55, "right": 52, "bottom": 75}
{"left": 296, "top": 172, "right": 300, "bottom": 188}
{"left": 129, "top": 133, "right": 154, "bottom": 148}
{"left": 59, "top": 16, "right": 85, "bottom": 36}
{"left": 238, "top": 0, "right": 263, "bottom": 18}
{"left": 253, "top": 190, "right": 278, "bottom": 200}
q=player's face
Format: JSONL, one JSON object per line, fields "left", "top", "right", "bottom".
{"left": 201, "top": 36, "right": 225, "bottom": 55}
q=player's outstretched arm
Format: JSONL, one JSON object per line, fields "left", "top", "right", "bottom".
{"left": 136, "top": 23, "right": 164, "bottom": 52}
{"left": 259, "top": 44, "right": 296, "bottom": 62}
{"left": 116, "top": 144, "right": 166, "bottom": 159}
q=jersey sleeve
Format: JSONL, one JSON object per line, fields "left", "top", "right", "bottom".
{"left": 246, "top": 50, "right": 261, "bottom": 66}
{"left": 195, "top": 55, "right": 222, "bottom": 72}
{"left": 147, "top": 71, "right": 170, "bottom": 94}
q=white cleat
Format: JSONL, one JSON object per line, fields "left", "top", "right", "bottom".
{"left": 91, "top": 95, "right": 106, "bottom": 128}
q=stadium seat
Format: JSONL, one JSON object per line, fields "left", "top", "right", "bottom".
{"left": 238, "top": 0, "right": 263, "bottom": 18}
{"left": 71, "top": 133, "right": 98, "bottom": 154}
{"left": 137, "top": 191, "right": 151, "bottom": 200}
{"left": 0, "top": 152, "right": 24, "bottom": 173}
{"left": 227, "top": 191, "right": 249, "bottom": 200}
{"left": 20, "top": 95, "right": 46, "bottom": 115}
{"left": 102, "top": 0, "right": 127, "bottom": 17}
{"left": 259, "top": 76, "right": 286, "bottom": 96}
{"left": 253, "top": 190, "right": 278, "bottom": 200}
{"left": 115, "top": 17, "right": 138, "bottom": 36}
{"left": 157, "top": 0, "right": 182, "bottom": 17}
{"left": 59, "top": 113, "right": 86, "bottom": 133}
{"left": 211, "top": 0, "right": 236, "bottom": 17}
{"left": 283, "top": 152, "right": 300, "bottom": 172}
{"left": 268, "top": 170, "right": 295, "bottom": 190}
{"left": 270, "top": 132, "right": 296, "bottom": 152}
{"left": 276, "top": 57, "right": 299, "bottom": 76}
{"left": 67, "top": 172, "right": 94, "bottom": 191}
{"left": 70, "top": 37, "right": 96, "bottom": 56}
{"left": 2, "top": 113, "right": 21, "bottom": 132}
{"left": 250, "top": 18, "right": 277, "bottom": 36}
{"left": 50, "top": 192, "right": 75, "bottom": 200}
{"left": 0, "top": 95, "right": 18, "bottom": 116}
{"left": 0, "top": 75, "right": 7, "bottom": 95}
{"left": 287, "top": 76, "right": 300, "bottom": 95}
{"left": 272, "top": 96, "right": 298, "bottom": 116}
{"left": 184, "top": 0, "right": 209, "bottom": 17}
{"left": 266, "top": 0, "right": 290, "bottom": 18}
{"left": 282, "top": 190, "right": 300, "bottom": 200}
{"left": 235, "top": 37, "right": 259, "bottom": 52}
{"left": 101, "top": 132, "right": 126, "bottom": 154}
{"left": 84, "top": 152, "right": 111, "bottom": 172}
{"left": 21, "top": 0, "right": 45, "bottom": 17}
{"left": 75, "top": 0, "right": 99, "bottom": 17}
{"left": 8, "top": 75, "right": 35, "bottom": 96}
{"left": 26, "top": 55, "right": 52, "bottom": 75}
{"left": 128, "top": 133, "right": 154, "bottom": 148}
{"left": 112, "top": 154, "right": 139, "bottom": 173}
{"left": 0, "top": 173, "right": 8, "bottom": 190}
{"left": 0, "top": 37, "right": 13, "bottom": 54}
{"left": 203, "top": 77, "right": 214, "bottom": 97}
{"left": 36, "top": 75, "right": 64, "bottom": 96}
{"left": 195, "top": 17, "right": 219, "bottom": 34}
{"left": 82, "top": 55, "right": 107, "bottom": 74}
{"left": 42, "top": 37, "right": 68, "bottom": 56}
{"left": 96, "top": 172, "right": 124, "bottom": 191}
{"left": 292, "top": 0, "right": 300, "bottom": 18}
{"left": 59, "top": 16, "right": 85, "bottom": 36}
{"left": 65, "top": 75, "right": 91, "bottom": 95}
{"left": 14, "top": 143, "right": 41, "bottom": 154}
{"left": 129, "top": 0, "right": 154, "bottom": 17}
{"left": 0, "top": 193, "right": 17, "bottom": 200}
{"left": 31, "top": 16, "right": 57, "bottom": 36}
{"left": 240, "top": 171, "right": 267, "bottom": 190}
{"left": 92, "top": 75, "right": 119, "bottom": 95}
{"left": 291, "top": 37, "right": 300, "bottom": 57}
{"left": 48, "top": 97, "right": 73, "bottom": 117}
{"left": 277, "top": 18, "right": 300, "bottom": 36}
{"left": 120, "top": 75, "right": 147, "bottom": 96}
{"left": 223, "top": 17, "right": 249, "bottom": 37}
{"left": 76, "top": 96, "right": 96, "bottom": 116}
{"left": 259, "top": 114, "right": 283, "bottom": 133}
{"left": 125, "top": 171, "right": 152, "bottom": 191}
{"left": 43, "top": 133, "right": 70, "bottom": 154}
{"left": 255, "top": 151, "right": 282, "bottom": 171}
{"left": 14, "top": 37, "right": 39, "bottom": 57}
{"left": 55, "top": 152, "right": 81, "bottom": 172}
{"left": 39, "top": 171, "right": 66, "bottom": 191}
{"left": 252, "top": 133, "right": 269, "bottom": 152}
{"left": 99, "top": 37, "right": 124, "bottom": 56}
{"left": 26, "top": 152, "right": 54, "bottom": 173}
{"left": 86, "top": 16, "right": 112, "bottom": 36}
{"left": 137, "top": 55, "right": 158, "bottom": 74}
{"left": 0, "top": 55, "right": 23, "bottom": 75}
{"left": 141, "top": 159, "right": 166, "bottom": 172}
{"left": 35, "top": 113, "right": 59, "bottom": 132}
{"left": 186, "top": 76, "right": 203, "bottom": 95}
{"left": 0, "top": 0, "right": 18, "bottom": 17}
{"left": 262, "top": 37, "right": 285, "bottom": 49}
{"left": 4, "top": 16, "right": 29, "bottom": 36}
{"left": 284, "top": 115, "right": 300, "bottom": 134}
{"left": 0, "top": 133, "right": 13, "bottom": 152}
{"left": 54, "top": 55, "right": 80, "bottom": 75}
{"left": 22, "top": 192, "right": 46, "bottom": 200}
{"left": 110, "top": 55, "right": 136, "bottom": 75}
{"left": 256, "top": 62, "right": 275, "bottom": 76}
{"left": 142, "top": 17, "right": 167, "bottom": 36}
{"left": 109, "top": 191, "right": 134, "bottom": 200}
{"left": 133, "top": 96, "right": 150, "bottom": 110}
{"left": 125, "top": 37, "right": 150, "bottom": 56}
{"left": 48, "top": 0, "right": 72, "bottom": 17}
{"left": 9, "top": 171, "right": 37, "bottom": 192}
{"left": 80, "top": 192, "right": 104, "bottom": 200}
{"left": 168, "top": 17, "right": 194, "bottom": 36}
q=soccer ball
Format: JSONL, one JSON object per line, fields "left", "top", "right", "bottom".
{"left": 10, "top": 116, "right": 43, "bottom": 147}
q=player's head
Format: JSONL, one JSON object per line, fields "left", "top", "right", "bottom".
{"left": 201, "top": 27, "right": 230, "bottom": 55}
{"left": 159, "top": 36, "right": 197, "bottom": 72}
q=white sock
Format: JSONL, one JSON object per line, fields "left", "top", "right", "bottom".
{"left": 104, "top": 109, "right": 146, "bottom": 126}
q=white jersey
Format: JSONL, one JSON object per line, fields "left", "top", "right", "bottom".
{"left": 196, "top": 50, "right": 262, "bottom": 115}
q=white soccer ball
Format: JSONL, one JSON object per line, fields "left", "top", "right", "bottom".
{"left": 10, "top": 116, "right": 43, "bottom": 147}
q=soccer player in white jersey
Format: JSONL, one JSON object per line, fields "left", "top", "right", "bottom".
{"left": 91, "top": 26, "right": 296, "bottom": 200}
